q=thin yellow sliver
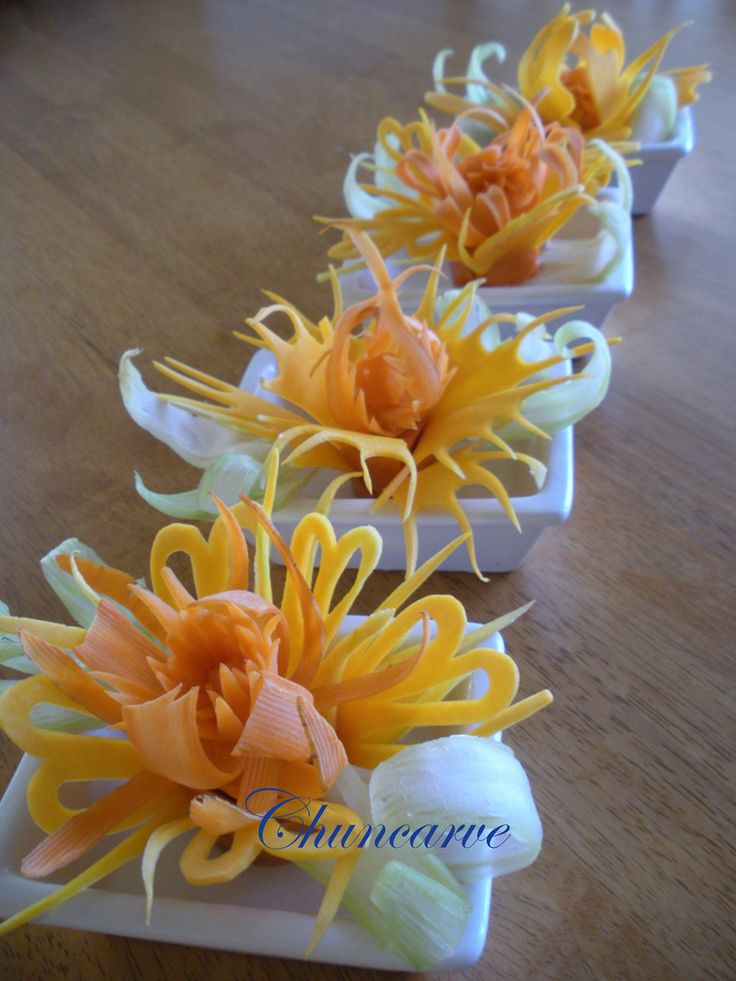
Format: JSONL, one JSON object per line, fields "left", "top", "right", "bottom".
{"left": 286, "top": 514, "right": 382, "bottom": 646}
{"left": 0, "top": 615, "right": 85, "bottom": 647}
{"left": 305, "top": 849, "right": 362, "bottom": 958}
{"left": 142, "top": 816, "right": 195, "bottom": 923}
{"left": 0, "top": 820, "right": 159, "bottom": 937}
{"left": 471, "top": 688, "right": 554, "bottom": 736}
{"left": 255, "top": 447, "right": 281, "bottom": 602}
{"left": 313, "top": 610, "right": 394, "bottom": 690}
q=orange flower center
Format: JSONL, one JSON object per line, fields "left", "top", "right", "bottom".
{"left": 351, "top": 314, "right": 448, "bottom": 437}
{"left": 393, "top": 111, "right": 586, "bottom": 287}
{"left": 457, "top": 148, "right": 540, "bottom": 217}
{"left": 561, "top": 66, "right": 601, "bottom": 131}
{"left": 157, "top": 595, "right": 288, "bottom": 701}
{"left": 325, "top": 272, "right": 453, "bottom": 495}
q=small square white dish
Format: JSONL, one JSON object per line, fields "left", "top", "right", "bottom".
{"left": 0, "top": 620, "right": 504, "bottom": 972}
{"left": 630, "top": 107, "right": 693, "bottom": 215}
{"left": 242, "top": 351, "right": 574, "bottom": 574}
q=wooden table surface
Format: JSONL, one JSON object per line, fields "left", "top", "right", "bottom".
{"left": 0, "top": 2, "right": 733, "bottom": 979}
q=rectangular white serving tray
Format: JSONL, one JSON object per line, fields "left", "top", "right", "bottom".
{"left": 242, "top": 352, "right": 574, "bottom": 574}
{"left": 630, "top": 107, "right": 693, "bottom": 216}
{"left": 0, "top": 620, "right": 504, "bottom": 972}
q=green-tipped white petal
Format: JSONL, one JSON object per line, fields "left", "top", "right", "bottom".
{"left": 536, "top": 197, "right": 631, "bottom": 284}
{"left": 373, "top": 133, "right": 413, "bottom": 198}
{"left": 297, "top": 811, "right": 472, "bottom": 970}
{"left": 465, "top": 42, "right": 506, "bottom": 105}
{"left": 0, "top": 603, "right": 37, "bottom": 676}
{"left": 344, "top": 153, "right": 381, "bottom": 220}
{"left": 431, "top": 47, "right": 454, "bottom": 94}
{"left": 119, "top": 349, "right": 254, "bottom": 468}
{"left": 38, "top": 541, "right": 159, "bottom": 644}
{"left": 369, "top": 734, "right": 542, "bottom": 882}
{"left": 509, "top": 320, "right": 611, "bottom": 438}
{"left": 134, "top": 476, "right": 211, "bottom": 521}
{"left": 632, "top": 73, "right": 678, "bottom": 143}
{"left": 135, "top": 451, "right": 313, "bottom": 520}
{"left": 40, "top": 539, "right": 109, "bottom": 628}
{"left": 342, "top": 139, "right": 407, "bottom": 219}
{"left": 304, "top": 733, "right": 542, "bottom": 968}
{"left": 589, "top": 139, "right": 633, "bottom": 214}
{"left": 588, "top": 197, "right": 632, "bottom": 283}
{"left": 29, "top": 702, "right": 104, "bottom": 734}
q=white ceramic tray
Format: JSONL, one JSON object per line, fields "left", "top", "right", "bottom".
{"left": 0, "top": 620, "right": 504, "bottom": 971}
{"left": 242, "top": 351, "right": 574, "bottom": 574}
{"left": 630, "top": 107, "right": 693, "bottom": 215}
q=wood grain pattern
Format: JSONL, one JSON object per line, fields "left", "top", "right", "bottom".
{"left": 0, "top": 2, "right": 733, "bottom": 979}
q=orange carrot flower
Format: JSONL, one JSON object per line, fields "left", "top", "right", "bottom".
{"left": 122, "top": 227, "right": 612, "bottom": 576}
{"left": 427, "top": 6, "right": 711, "bottom": 143}
{"left": 0, "top": 468, "right": 551, "bottom": 950}
{"left": 326, "top": 105, "right": 626, "bottom": 287}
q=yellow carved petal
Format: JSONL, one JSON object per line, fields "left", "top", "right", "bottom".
{"left": 154, "top": 357, "right": 304, "bottom": 435}
{"left": 665, "top": 64, "right": 712, "bottom": 106}
{"left": 282, "top": 424, "right": 418, "bottom": 517}
{"left": 237, "top": 304, "right": 334, "bottom": 424}
{"left": 179, "top": 823, "right": 261, "bottom": 885}
{"left": 599, "top": 29, "right": 680, "bottom": 138}
{"left": 391, "top": 450, "right": 526, "bottom": 578}
{"left": 456, "top": 188, "right": 587, "bottom": 276}
{"left": 149, "top": 500, "right": 258, "bottom": 604}
{"left": 0, "top": 676, "right": 137, "bottom": 772}
{"left": 313, "top": 609, "right": 394, "bottom": 691}
{"left": 590, "top": 15, "right": 625, "bottom": 68}
{"left": 305, "top": 849, "right": 362, "bottom": 958}
{"left": 518, "top": 8, "right": 580, "bottom": 121}
{"left": 0, "top": 615, "right": 85, "bottom": 647}
{"left": 142, "top": 816, "right": 195, "bottom": 922}
{"left": 284, "top": 514, "right": 382, "bottom": 648}
{"left": 339, "top": 595, "right": 466, "bottom": 681}
{"left": 332, "top": 595, "right": 551, "bottom": 767}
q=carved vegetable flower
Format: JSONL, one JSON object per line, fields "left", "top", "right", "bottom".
{"left": 122, "top": 227, "right": 612, "bottom": 576}
{"left": 328, "top": 106, "right": 629, "bottom": 287}
{"left": 427, "top": 5, "right": 711, "bottom": 143}
{"left": 0, "top": 467, "right": 551, "bottom": 960}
